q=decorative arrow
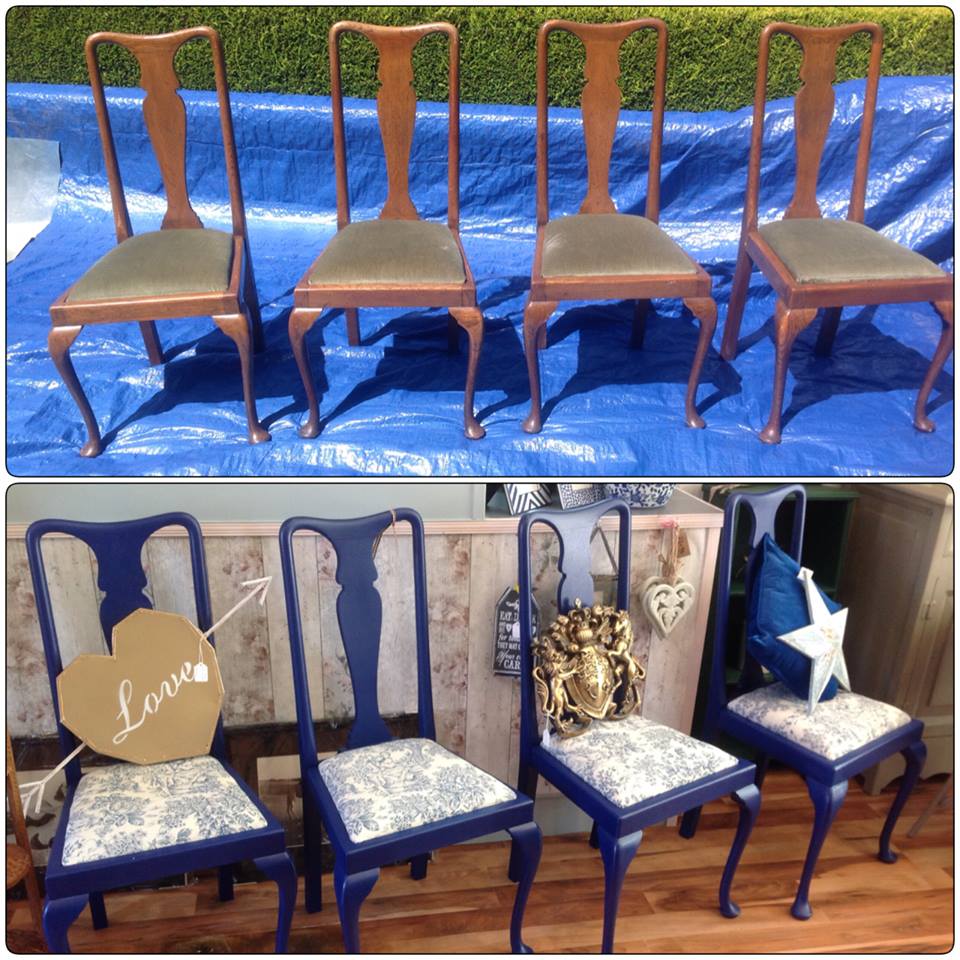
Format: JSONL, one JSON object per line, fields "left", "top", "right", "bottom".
{"left": 21, "top": 577, "right": 273, "bottom": 812}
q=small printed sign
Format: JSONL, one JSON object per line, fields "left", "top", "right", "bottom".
{"left": 494, "top": 586, "right": 540, "bottom": 677}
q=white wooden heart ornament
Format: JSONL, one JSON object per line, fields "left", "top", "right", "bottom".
{"left": 642, "top": 576, "right": 696, "bottom": 639}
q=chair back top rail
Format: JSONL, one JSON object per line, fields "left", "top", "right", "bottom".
{"left": 536, "top": 18, "right": 667, "bottom": 227}
{"left": 743, "top": 21, "right": 883, "bottom": 232}
{"left": 24, "top": 511, "right": 222, "bottom": 785}
{"left": 279, "top": 508, "right": 435, "bottom": 770}
{"left": 516, "top": 498, "right": 632, "bottom": 756}
{"left": 706, "top": 485, "right": 807, "bottom": 728}
{"left": 329, "top": 21, "right": 460, "bottom": 231}
{"left": 85, "top": 26, "right": 247, "bottom": 243}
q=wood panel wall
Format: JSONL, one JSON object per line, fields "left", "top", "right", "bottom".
{"left": 6, "top": 513, "right": 721, "bottom": 792}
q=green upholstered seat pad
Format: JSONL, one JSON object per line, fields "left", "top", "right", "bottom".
{"left": 541, "top": 213, "right": 698, "bottom": 278}
{"left": 308, "top": 220, "right": 467, "bottom": 286}
{"left": 67, "top": 229, "right": 234, "bottom": 302}
{"left": 758, "top": 218, "right": 946, "bottom": 285}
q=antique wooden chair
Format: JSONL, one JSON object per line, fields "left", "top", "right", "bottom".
{"left": 516, "top": 499, "right": 759, "bottom": 952}
{"left": 289, "top": 22, "right": 487, "bottom": 441}
{"left": 522, "top": 19, "right": 719, "bottom": 434}
{"left": 49, "top": 28, "right": 269, "bottom": 457}
{"left": 26, "top": 513, "right": 295, "bottom": 952}
{"left": 722, "top": 22, "right": 954, "bottom": 443}
{"left": 280, "top": 509, "right": 541, "bottom": 952}
{"left": 692, "top": 485, "right": 926, "bottom": 918}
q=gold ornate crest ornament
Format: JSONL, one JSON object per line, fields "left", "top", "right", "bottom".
{"left": 532, "top": 599, "right": 646, "bottom": 738}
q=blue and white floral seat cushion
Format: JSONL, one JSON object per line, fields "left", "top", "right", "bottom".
{"left": 728, "top": 682, "right": 911, "bottom": 761}
{"left": 319, "top": 738, "right": 516, "bottom": 844}
{"left": 542, "top": 715, "right": 739, "bottom": 808}
{"left": 62, "top": 755, "right": 267, "bottom": 866}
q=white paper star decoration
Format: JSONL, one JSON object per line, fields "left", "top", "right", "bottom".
{"left": 777, "top": 567, "right": 851, "bottom": 715}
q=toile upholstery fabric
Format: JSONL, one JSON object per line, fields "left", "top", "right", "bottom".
{"left": 541, "top": 714, "right": 739, "bottom": 808}
{"left": 66, "top": 229, "right": 234, "bottom": 302}
{"left": 308, "top": 220, "right": 467, "bottom": 286}
{"left": 61, "top": 755, "right": 267, "bottom": 866}
{"left": 541, "top": 213, "right": 699, "bottom": 278}
{"left": 758, "top": 218, "right": 946, "bottom": 285}
{"left": 319, "top": 737, "right": 516, "bottom": 843}
{"left": 728, "top": 682, "right": 912, "bottom": 761}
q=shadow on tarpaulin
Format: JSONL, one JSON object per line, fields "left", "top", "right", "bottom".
{"left": 5, "top": 76, "right": 954, "bottom": 476}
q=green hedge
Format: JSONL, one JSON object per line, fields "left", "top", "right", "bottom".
{"left": 6, "top": 6, "right": 953, "bottom": 112}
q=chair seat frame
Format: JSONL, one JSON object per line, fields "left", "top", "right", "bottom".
{"left": 290, "top": 22, "right": 487, "bottom": 441}
{"left": 26, "top": 512, "right": 295, "bottom": 953}
{"left": 517, "top": 499, "right": 760, "bottom": 952}
{"left": 280, "top": 509, "right": 541, "bottom": 953}
{"left": 49, "top": 28, "right": 269, "bottom": 457}
{"left": 692, "top": 484, "right": 927, "bottom": 920}
{"left": 522, "top": 19, "right": 719, "bottom": 435}
{"left": 722, "top": 22, "right": 954, "bottom": 443}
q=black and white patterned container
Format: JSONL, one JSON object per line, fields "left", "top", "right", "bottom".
{"left": 504, "top": 483, "right": 552, "bottom": 515}
{"left": 603, "top": 483, "right": 677, "bottom": 509}
{"left": 558, "top": 483, "right": 605, "bottom": 509}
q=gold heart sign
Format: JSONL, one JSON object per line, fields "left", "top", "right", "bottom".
{"left": 56, "top": 608, "right": 224, "bottom": 765}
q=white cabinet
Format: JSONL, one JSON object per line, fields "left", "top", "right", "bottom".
{"left": 838, "top": 484, "right": 953, "bottom": 793}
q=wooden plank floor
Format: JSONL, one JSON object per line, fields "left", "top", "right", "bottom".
{"left": 9, "top": 769, "right": 952, "bottom": 953}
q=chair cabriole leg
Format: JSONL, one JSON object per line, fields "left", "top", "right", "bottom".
{"left": 879, "top": 738, "right": 927, "bottom": 863}
{"left": 721, "top": 244, "right": 753, "bottom": 360}
{"left": 507, "top": 821, "right": 542, "bottom": 953}
{"left": 792, "top": 777, "right": 847, "bottom": 920}
{"left": 289, "top": 307, "right": 323, "bottom": 439}
{"left": 254, "top": 852, "right": 297, "bottom": 953}
{"left": 814, "top": 306, "right": 842, "bottom": 357}
{"left": 719, "top": 783, "right": 760, "bottom": 918}
{"left": 682, "top": 295, "right": 718, "bottom": 429}
{"left": 449, "top": 305, "right": 486, "bottom": 440}
{"left": 212, "top": 309, "right": 271, "bottom": 445}
{"left": 48, "top": 323, "right": 103, "bottom": 458}
{"left": 410, "top": 853, "right": 429, "bottom": 880}
{"left": 521, "top": 299, "right": 557, "bottom": 434}
{"left": 242, "top": 236, "right": 266, "bottom": 354}
{"left": 89, "top": 891, "right": 108, "bottom": 929}
{"left": 334, "top": 860, "right": 379, "bottom": 953}
{"left": 915, "top": 299, "right": 954, "bottom": 433}
{"left": 218, "top": 864, "right": 234, "bottom": 902}
{"left": 138, "top": 320, "right": 164, "bottom": 365}
{"left": 42, "top": 895, "right": 88, "bottom": 953}
{"left": 346, "top": 308, "right": 361, "bottom": 346}
{"left": 510, "top": 761, "right": 540, "bottom": 882}
{"left": 597, "top": 826, "right": 642, "bottom": 953}
{"left": 759, "top": 300, "right": 816, "bottom": 444}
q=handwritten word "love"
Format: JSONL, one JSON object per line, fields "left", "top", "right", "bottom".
{"left": 113, "top": 661, "right": 200, "bottom": 745}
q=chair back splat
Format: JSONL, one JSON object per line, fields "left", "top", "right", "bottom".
{"left": 329, "top": 22, "right": 460, "bottom": 230}
{"left": 25, "top": 513, "right": 221, "bottom": 786}
{"left": 280, "top": 508, "right": 435, "bottom": 767}
{"left": 517, "top": 498, "right": 632, "bottom": 765}
{"left": 705, "top": 484, "right": 806, "bottom": 732}
{"left": 85, "top": 27, "right": 247, "bottom": 241}
{"left": 537, "top": 19, "right": 666, "bottom": 226}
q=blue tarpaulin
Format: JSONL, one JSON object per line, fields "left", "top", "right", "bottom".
{"left": 6, "top": 77, "right": 953, "bottom": 476}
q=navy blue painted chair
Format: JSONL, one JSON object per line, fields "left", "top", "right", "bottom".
{"left": 26, "top": 513, "right": 296, "bottom": 953}
{"left": 516, "top": 499, "right": 760, "bottom": 953}
{"left": 280, "top": 508, "right": 542, "bottom": 953}
{"left": 692, "top": 484, "right": 927, "bottom": 919}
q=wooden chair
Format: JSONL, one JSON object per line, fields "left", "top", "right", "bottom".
{"left": 693, "top": 485, "right": 926, "bottom": 918}
{"left": 280, "top": 509, "right": 541, "bottom": 952}
{"left": 26, "top": 513, "right": 295, "bottom": 953}
{"left": 722, "top": 22, "right": 954, "bottom": 444}
{"left": 6, "top": 734, "right": 46, "bottom": 951}
{"left": 289, "top": 22, "right": 487, "bottom": 441}
{"left": 516, "top": 498, "right": 759, "bottom": 952}
{"left": 49, "top": 28, "right": 269, "bottom": 457}
{"left": 522, "top": 19, "right": 719, "bottom": 434}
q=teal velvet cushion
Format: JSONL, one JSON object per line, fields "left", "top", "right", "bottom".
{"left": 308, "top": 220, "right": 467, "bottom": 286}
{"left": 67, "top": 229, "right": 234, "bottom": 302}
{"left": 746, "top": 534, "right": 841, "bottom": 703}
{"left": 759, "top": 218, "right": 946, "bottom": 285}
{"left": 541, "top": 213, "right": 699, "bottom": 278}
